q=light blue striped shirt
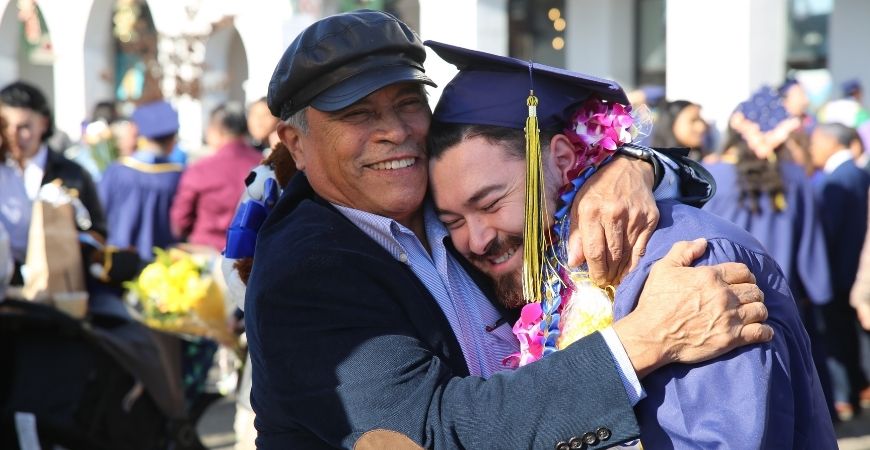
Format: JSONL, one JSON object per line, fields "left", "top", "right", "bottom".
{"left": 333, "top": 202, "right": 645, "bottom": 404}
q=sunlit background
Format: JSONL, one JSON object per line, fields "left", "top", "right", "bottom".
{"left": 0, "top": 0, "right": 863, "bottom": 154}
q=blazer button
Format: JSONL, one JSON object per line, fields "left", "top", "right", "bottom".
{"left": 595, "top": 427, "right": 612, "bottom": 441}
{"left": 581, "top": 432, "right": 599, "bottom": 446}
{"left": 568, "top": 436, "right": 585, "bottom": 449}
{"left": 554, "top": 441, "right": 571, "bottom": 450}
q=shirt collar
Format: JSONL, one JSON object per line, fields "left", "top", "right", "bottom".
{"left": 331, "top": 202, "right": 450, "bottom": 261}
{"left": 823, "top": 149, "right": 854, "bottom": 174}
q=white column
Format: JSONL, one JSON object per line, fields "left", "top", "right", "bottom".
{"left": 829, "top": 0, "right": 870, "bottom": 109}
{"left": 38, "top": 0, "right": 96, "bottom": 141}
{"left": 419, "top": 0, "right": 509, "bottom": 104}
{"left": 565, "top": 0, "right": 635, "bottom": 86}
{"left": 666, "top": 0, "right": 788, "bottom": 135}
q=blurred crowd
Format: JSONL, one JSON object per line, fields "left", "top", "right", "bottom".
{"left": 632, "top": 76, "right": 870, "bottom": 424}
{"left": 2, "top": 69, "right": 870, "bottom": 444}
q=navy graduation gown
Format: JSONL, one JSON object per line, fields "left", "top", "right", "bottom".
{"left": 99, "top": 156, "right": 182, "bottom": 261}
{"left": 614, "top": 201, "right": 835, "bottom": 449}
{"left": 702, "top": 161, "right": 832, "bottom": 304}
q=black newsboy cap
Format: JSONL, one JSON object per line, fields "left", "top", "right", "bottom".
{"left": 267, "top": 9, "right": 436, "bottom": 120}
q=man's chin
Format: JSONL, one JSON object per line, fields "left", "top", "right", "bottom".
{"left": 493, "top": 271, "right": 525, "bottom": 310}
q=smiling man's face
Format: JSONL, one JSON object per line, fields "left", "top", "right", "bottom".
{"left": 282, "top": 83, "right": 432, "bottom": 223}
{"left": 430, "top": 134, "right": 569, "bottom": 308}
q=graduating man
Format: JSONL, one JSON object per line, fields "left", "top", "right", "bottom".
{"left": 246, "top": 10, "right": 773, "bottom": 449}
{"left": 425, "top": 41, "right": 835, "bottom": 448}
{"left": 99, "top": 100, "right": 183, "bottom": 261}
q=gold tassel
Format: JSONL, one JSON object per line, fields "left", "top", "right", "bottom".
{"left": 522, "top": 91, "right": 545, "bottom": 303}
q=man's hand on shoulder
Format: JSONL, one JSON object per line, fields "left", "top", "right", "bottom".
{"left": 612, "top": 238, "right": 773, "bottom": 378}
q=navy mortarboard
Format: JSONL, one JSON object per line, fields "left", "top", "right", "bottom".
{"left": 266, "top": 9, "right": 436, "bottom": 120}
{"left": 131, "top": 100, "right": 179, "bottom": 139}
{"left": 427, "top": 40, "right": 627, "bottom": 131}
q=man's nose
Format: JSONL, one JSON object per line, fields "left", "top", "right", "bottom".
{"left": 467, "top": 216, "right": 496, "bottom": 256}
{"left": 375, "top": 110, "right": 411, "bottom": 144}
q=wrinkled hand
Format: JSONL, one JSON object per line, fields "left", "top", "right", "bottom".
{"left": 568, "top": 156, "right": 659, "bottom": 285}
{"left": 613, "top": 238, "right": 773, "bottom": 378}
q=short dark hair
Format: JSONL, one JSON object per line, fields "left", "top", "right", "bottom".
{"left": 816, "top": 122, "right": 857, "bottom": 148}
{"left": 427, "top": 121, "right": 555, "bottom": 162}
{"left": 0, "top": 81, "right": 53, "bottom": 140}
{"left": 210, "top": 102, "right": 249, "bottom": 137}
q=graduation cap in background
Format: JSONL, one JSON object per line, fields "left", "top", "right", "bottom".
{"left": 426, "top": 40, "right": 631, "bottom": 302}
{"left": 735, "top": 85, "right": 791, "bottom": 133}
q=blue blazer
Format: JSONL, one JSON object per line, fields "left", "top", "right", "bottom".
{"left": 245, "top": 173, "right": 639, "bottom": 449}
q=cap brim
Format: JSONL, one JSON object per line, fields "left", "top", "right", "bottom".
{"left": 311, "top": 65, "right": 436, "bottom": 112}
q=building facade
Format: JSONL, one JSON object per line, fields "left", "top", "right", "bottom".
{"left": 0, "top": 0, "right": 866, "bottom": 151}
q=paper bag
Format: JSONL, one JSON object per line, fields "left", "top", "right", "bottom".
{"left": 21, "top": 199, "right": 86, "bottom": 301}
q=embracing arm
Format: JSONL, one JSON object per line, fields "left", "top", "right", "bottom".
{"left": 246, "top": 250, "right": 639, "bottom": 450}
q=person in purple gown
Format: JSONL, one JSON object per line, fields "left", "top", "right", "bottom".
{"left": 425, "top": 41, "right": 836, "bottom": 448}
{"left": 99, "top": 101, "right": 183, "bottom": 261}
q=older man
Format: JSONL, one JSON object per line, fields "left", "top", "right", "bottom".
{"left": 426, "top": 41, "right": 835, "bottom": 448}
{"left": 245, "top": 10, "right": 771, "bottom": 449}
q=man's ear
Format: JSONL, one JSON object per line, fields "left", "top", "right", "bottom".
{"left": 548, "top": 134, "right": 577, "bottom": 186}
{"left": 277, "top": 121, "right": 306, "bottom": 171}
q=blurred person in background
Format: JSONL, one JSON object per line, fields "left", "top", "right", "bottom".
{"left": 0, "top": 102, "right": 30, "bottom": 290}
{"left": 64, "top": 100, "right": 121, "bottom": 182}
{"left": 0, "top": 81, "right": 106, "bottom": 286}
{"left": 843, "top": 78, "right": 865, "bottom": 105}
{"left": 99, "top": 100, "right": 183, "bottom": 261}
{"left": 781, "top": 77, "right": 816, "bottom": 134}
{"left": 650, "top": 100, "right": 709, "bottom": 161}
{"left": 171, "top": 102, "right": 262, "bottom": 252}
{"left": 246, "top": 97, "right": 279, "bottom": 153}
{"left": 112, "top": 117, "right": 138, "bottom": 158}
{"left": 702, "top": 86, "right": 836, "bottom": 419}
{"left": 810, "top": 122, "right": 870, "bottom": 420}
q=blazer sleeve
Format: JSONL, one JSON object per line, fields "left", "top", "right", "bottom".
{"left": 245, "top": 248, "right": 640, "bottom": 450}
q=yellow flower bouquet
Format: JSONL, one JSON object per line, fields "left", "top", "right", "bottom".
{"left": 125, "top": 248, "right": 235, "bottom": 346}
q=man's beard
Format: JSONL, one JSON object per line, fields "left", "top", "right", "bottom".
{"left": 470, "top": 234, "right": 526, "bottom": 309}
